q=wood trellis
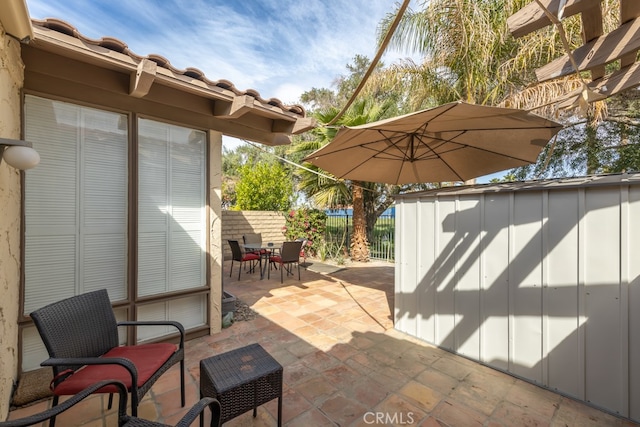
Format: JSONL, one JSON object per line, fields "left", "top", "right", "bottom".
{"left": 508, "top": 0, "right": 640, "bottom": 109}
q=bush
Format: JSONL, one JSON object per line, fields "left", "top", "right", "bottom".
{"left": 282, "top": 209, "right": 327, "bottom": 257}
{"left": 235, "top": 162, "right": 293, "bottom": 211}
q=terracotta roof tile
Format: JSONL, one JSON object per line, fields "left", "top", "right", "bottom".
{"left": 31, "top": 18, "right": 307, "bottom": 118}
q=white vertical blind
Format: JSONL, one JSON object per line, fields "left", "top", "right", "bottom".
{"left": 22, "top": 95, "right": 128, "bottom": 370}
{"left": 23, "top": 95, "right": 128, "bottom": 314}
{"left": 24, "top": 98, "right": 79, "bottom": 312}
{"left": 138, "top": 119, "right": 206, "bottom": 297}
{"left": 21, "top": 327, "right": 48, "bottom": 372}
{"left": 138, "top": 122, "right": 169, "bottom": 296}
{"left": 136, "top": 295, "right": 206, "bottom": 342}
{"left": 81, "top": 110, "right": 128, "bottom": 297}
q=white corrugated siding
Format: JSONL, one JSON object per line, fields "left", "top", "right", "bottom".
{"left": 395, "top": 176, "right": 640, "bottom": 422}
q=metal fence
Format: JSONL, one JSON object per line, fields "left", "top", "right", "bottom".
{"left": 325, "top": 212, "right": 395, "bottom": 262}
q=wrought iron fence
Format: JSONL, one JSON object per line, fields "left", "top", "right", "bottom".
{"left": 369, "top": 213, "right": 395, "bottom": 262}
{"left": 325, "top": 211, "right": 395, "bottom": 262}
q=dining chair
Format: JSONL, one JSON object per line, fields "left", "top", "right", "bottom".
{"left": 268, "top": 241, "right": 304, "bottom": 283}
{"left": 29, "top": 289, "right": 185, "bottom": 427}
{"left": 243, "top": 233, "right": 269, "bottom": 256}
{"left": 242, "top": 233, "right": 262, "bottom": 245}
{"left": 228, "top": 240, "right": 260, "bottom": 280}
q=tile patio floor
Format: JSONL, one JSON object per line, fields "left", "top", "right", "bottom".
{"left": 7, "top": 260, "right": 639, "bottom": 426}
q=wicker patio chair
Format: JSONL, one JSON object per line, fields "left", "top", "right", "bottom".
{"left": 242, "top": 233, "right": 270, "bottom": 256}
{"left": 228, "top": 240, "right": 260, "bottom": 280}
{"left": 242, "top": 232, "right": 262, "bottom": 247}
{"left": 0, "top": 380, "right": 220, "bottom": 427}
{"left": 268, "top": 240, "right": 304, "bottom": 283}
{"left": 29, "top": 289, "right": 186, "bottom": 427}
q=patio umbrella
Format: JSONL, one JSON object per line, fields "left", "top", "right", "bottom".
{"left": 303, "top": 101, "right": 563, "bottom": 185}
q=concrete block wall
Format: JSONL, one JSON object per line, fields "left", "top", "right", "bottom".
{"left": 221, "top": 211, "right": 286, "bottom": 260}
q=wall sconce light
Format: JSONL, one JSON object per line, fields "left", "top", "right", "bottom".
{"left": 0, "top": 138, "right": 40, "bottom": 170}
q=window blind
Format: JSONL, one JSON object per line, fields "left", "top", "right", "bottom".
{"left": 137, "top": 119, "right": 206, "bottom": 297}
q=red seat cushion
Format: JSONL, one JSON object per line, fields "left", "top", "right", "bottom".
{"left": 269, "top": 255, "right": 282, "bottom": 263}
{"left": 53, "top": 343, "right": 177, "bottom": 395}
{"left": 242, "top": 253, "right": 260, "bottom": 261}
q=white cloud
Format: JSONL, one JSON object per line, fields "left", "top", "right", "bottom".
{"left": 25, "top": 0, "right": 421, "bottom": 104}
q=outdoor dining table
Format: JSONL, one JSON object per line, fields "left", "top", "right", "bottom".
{"left": 242, "top": 242, "right": 278, "bottom": 279}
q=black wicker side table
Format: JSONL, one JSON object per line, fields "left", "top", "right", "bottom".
{"left": 199, "top": 343, "right": 283, "bottom": 426}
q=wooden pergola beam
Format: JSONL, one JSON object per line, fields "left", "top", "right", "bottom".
{"left": 556, "top": 62, "right": 640, "bottom": 109}
{"left": 620, "top": 0, "right": 640, "bottom": 67}
{"left": 508, "top": 0, "right": 601, "bottom": 38}
{"left": 581, "top": 2, "right": 605, "bottom": 80}
{"left": 535, "top": 16, "right": 640, "bottom": 82}
{"left": 509, "top": 0, "right": 640, "bottom": 108}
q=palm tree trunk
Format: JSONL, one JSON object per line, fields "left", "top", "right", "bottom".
{"left": 585, "top": 121, "right": 600, "bottom": 175}
{"left": 350, "top": 182, "right": 370, "bottom": 262}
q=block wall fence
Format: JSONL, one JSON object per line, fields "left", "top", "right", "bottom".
{"left": 221, "top": 211, "right": 287, "bottom": 260}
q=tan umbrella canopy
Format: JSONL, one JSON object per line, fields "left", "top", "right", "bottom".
{"left": 303, "top": 101, "right": 563, "bottom": 185}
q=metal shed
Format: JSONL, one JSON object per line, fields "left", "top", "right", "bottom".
{"left": 394, "top": 173, "right": 640, "bottom": 422}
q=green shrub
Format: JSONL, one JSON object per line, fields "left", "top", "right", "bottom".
{"left": 282, "top": 208, "right": 327, "bottom": 257}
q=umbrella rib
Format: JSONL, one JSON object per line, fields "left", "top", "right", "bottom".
{"left": 303, "top": 102, "right": 562, "bottom": 185}
{"left": 330, "top": 130, "right": 426, "bottom": 182}
{"left": 329, "top": 133, "right": 408, "bottom": 179}
{"left": 374, "top": 129, "right": 428, "bottom": 161}
{"left": 414, "top": 124, "right": 561, "bottom": 133}
{"left": 372, "top": 129, "right": 429, "bottom": 184}
{"left": 311, "top": 134, "right": 409, "bottom": 160}
{"left": 413, "top": 131, "right": 543, "bottom": 164}
{"left": 414, "top": 134, "right": 466, "bottom": 182}
{"left": 411, "top": 130, "right": 537, "bottom": 182}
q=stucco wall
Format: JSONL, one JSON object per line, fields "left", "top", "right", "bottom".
{"left": 208, "top": 132, "right": 223, "bottom": 334}
{"left": 0, "top": 26, "right": 25, "bottom": 418}
{"left": 221, "top": 211, "right": 286, "bottom": 260}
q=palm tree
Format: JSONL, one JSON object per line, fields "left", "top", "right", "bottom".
{"left": 366, "top": 0, "right": 635, "bottom": 178}
{"left": 292, "top": 98, "right": 397, "bottom": 262}
{"left": 369, "top": 0, "right": 605, "bottom": 110}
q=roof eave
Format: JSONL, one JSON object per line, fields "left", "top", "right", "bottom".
{"left": 28, "top": 19, "right": 315, "bottom": 144}
{"left": 0, "top": 0, "right": 34, "bottom": 42}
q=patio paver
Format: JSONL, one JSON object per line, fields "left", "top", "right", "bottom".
{"left": 6, "top": 260, "right": 638, "bottom": 426}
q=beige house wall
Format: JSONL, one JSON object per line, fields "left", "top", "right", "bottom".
{"left": 0, "top": 24, "right": 25, "bottom": 418}
{"left": 208, "top": 132, "right": 223, "bottom": 334}
{"left": 0, "top": 1, "right": 307, "bottom": 416}
{"left": 221, "top": 211, "right": 286, "bottom": 260}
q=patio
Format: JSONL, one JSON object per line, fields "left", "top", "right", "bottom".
{"left": 7, "top": 261, "right": 637, "bottom": 426}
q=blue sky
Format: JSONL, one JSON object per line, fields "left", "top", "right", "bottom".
{"left": 25, "top": 0, "right": 417, "bottom": 105}
{"left": 23, "top": 0, "right": 503, "bottom": 183}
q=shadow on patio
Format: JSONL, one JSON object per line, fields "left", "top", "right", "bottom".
{"left": 7, "top": 260, "right": 636, "bottom": 426}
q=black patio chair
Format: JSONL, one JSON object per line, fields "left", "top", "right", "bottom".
{"left": 242, "top": 232, "right": 262, "bottom": 246}
{"left": 243, "top": 233, "right": 270, "bottom": 256}
{"left": 0, "top": 379, "right": 220, "bottom": 427}
{"left": 268, "top": 240, "right": 304, "bottom": 283}
{"left": 29, "top": 289, "right": 185, "bottom": 427}
{"left": 228, "top": 240, "right": 261, "bottom": 280}
{"left": 242, "top": 232, "right": 262, "bottom": 249}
